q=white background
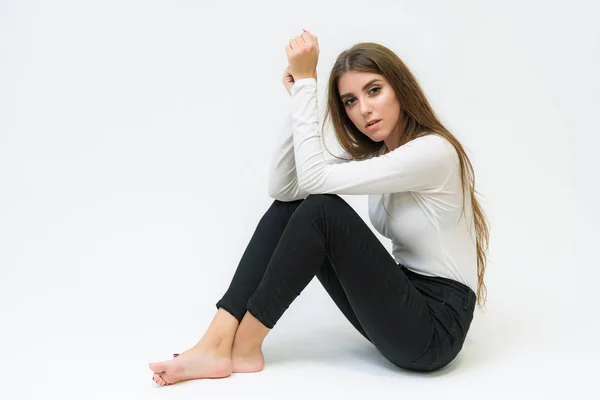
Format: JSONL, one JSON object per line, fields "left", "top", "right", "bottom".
{"left": 1, "top": 0, "right": 598, "bottom": 398}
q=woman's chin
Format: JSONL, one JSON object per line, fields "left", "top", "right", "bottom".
{"left": 371, "top": 131, "right": 386, "bottom": 141}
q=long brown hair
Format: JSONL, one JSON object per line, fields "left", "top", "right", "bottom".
{"left": 320, "top": 42, "right": 490, "bottom": 309}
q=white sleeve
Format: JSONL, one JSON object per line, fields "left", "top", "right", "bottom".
{"left": 290, "top": 78, "right": 456, "bottom": 195}
{"left": 267, "top": 112, "right": 310, "bottom": 201}
{"left": 267, "top": 108, "right": 353, "bottom": 201}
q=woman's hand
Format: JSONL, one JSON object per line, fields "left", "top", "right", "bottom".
{"left": 282, "top": 65, "right": 295, "bottom": 96}
{"left": 285, "top": 29, "right": 319, "bottom": 81}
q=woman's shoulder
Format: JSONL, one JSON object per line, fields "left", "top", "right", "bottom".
{"left": 412, "top": 132, "right": 448, "bottom": 146}
{"left": 405, "top": 133, "right": 460, "bottom": 171}
{"left": 404, "top": 133, "right": 455, "bottom": 156}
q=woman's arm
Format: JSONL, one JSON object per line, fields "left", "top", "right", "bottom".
{"left": 267, "top": 112, "right": 310, "bottom": 201}
{"left": 267, "top": 109, "right": 351, "bottom": 201}
{"left": 290, "top": 79, "right": 455, "bottom": 195}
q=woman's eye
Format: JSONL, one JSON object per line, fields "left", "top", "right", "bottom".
{"left": 344, "top": 87, "right": 380, "bottom": 106}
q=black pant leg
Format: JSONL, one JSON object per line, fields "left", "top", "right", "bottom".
{"left": 215, "top": 199, "right": 303, "bottom": 322}
{"left": 315, "top": 257, "right": 371, "bottom": 342}
{"left": 246, "top": 194, "right": 436, "bottom": 368}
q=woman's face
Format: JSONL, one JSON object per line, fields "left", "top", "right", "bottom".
{"left": 338, "top": 71, "right": 402, "bottom": 149}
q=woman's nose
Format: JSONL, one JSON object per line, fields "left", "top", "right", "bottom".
{"left": 359, "top": 102, "right": 372, "bottom": 116}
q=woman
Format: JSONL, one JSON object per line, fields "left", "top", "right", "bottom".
{"left": 149, "top": 30, "right": 489, "bottom": 386}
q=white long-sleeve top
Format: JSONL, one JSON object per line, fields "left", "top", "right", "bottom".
{"left": 267, "top": 78, "right": 478, "bottom": 292}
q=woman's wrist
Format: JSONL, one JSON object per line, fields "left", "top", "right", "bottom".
{"left": 294, "top": 74, "right": 317, "bottom": 81}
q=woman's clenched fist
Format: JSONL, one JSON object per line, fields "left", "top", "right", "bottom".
{"left": 285, "top": 29, "right": 319, "bottom": 81}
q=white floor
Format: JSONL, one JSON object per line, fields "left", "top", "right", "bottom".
{"left": 2, "top": 273, "right": 596, "bottom": 400}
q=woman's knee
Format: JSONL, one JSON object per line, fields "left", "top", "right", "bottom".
{"left": 261, "top": 198, "right": 305, "bottom": 225}
{"left": 288, "top": 194, "right": 350, "bottom": 224}
{"left": 301, "top": 193, "right": 345, "bottom": 210}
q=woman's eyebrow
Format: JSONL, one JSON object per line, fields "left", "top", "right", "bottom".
{"left": 340, "top": 79, "right": 382, "bottom": 100}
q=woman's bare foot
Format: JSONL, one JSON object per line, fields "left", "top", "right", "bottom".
{"left": 231, "top": 346, "right": 265, "bottom": 373}
{"left": 151, "top": 354, "right": 180, "bottom": 386}
{"left": 152, "top": 347, "right": 264, "bottom": 385}
{"left": 149, "top": 346, "right": 233, "bottom": 386}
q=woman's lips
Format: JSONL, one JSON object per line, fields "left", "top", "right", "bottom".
{"left": 366, "top": 120, "right": 381, "bottom": 130}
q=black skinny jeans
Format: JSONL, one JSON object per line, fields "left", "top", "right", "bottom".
{"left": 216, "top": 194, "right": 476, "bottom": 372}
